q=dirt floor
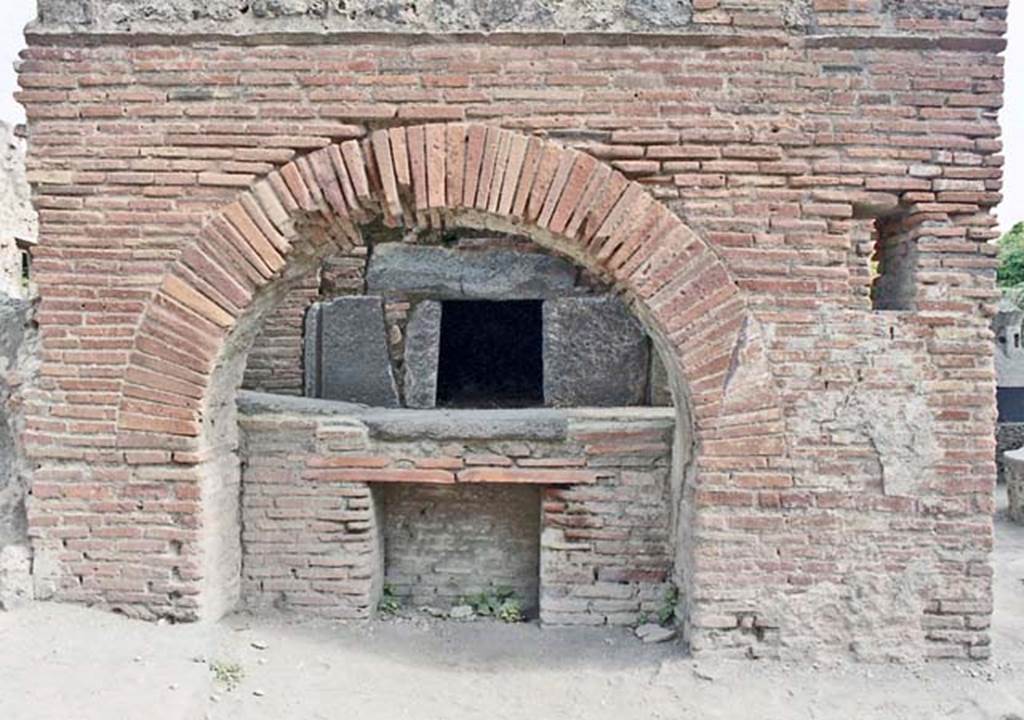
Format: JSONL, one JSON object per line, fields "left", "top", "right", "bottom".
{"left": 2, "top": 491, "right": 1023, "bottom": 720}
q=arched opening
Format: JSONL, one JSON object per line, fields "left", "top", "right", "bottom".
{"left": 109, "top": 123, "right": 779, "bottom": 645}
{"left": 232, "top": 221, "right": 682, "bottom": 623}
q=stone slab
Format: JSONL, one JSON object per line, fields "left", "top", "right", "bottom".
{"left": 0, "top": 297, "right": 30, "bottom": 550}
{"left": 366, "top": 243, "right": 576, "bottom": 300}
{"left": 237, "top": 390, "right": 571, "bottom": 441}
{"left": 1005, "top": 447, "right": 1024, "bottom": 524}
{"left": 304, "top": 296, "right": 399, "bottom": 407}
{"left": 403, "top": 300, "right": 441, "bottom": 408}
{"left": 543, "top": 296, "right": 649, "bottom": 407}
{"left": 649, "top": 349, "right": 673, "bottom": 407}
{"left": 360, "top": 408, "right": 569, "bottom": 442}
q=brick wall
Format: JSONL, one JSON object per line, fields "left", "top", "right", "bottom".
{"left": 17, "top": 18, "right": 1004, "bottom": 660}
{"left": 381, "top": 483, "right": 541, "bottom": 612}
{"left": 238, "top": 395, "right": 674, "bottom": 625}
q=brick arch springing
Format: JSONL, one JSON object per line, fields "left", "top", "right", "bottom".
{"left": 112, "top": 122, "right": 786, "bottom": 623}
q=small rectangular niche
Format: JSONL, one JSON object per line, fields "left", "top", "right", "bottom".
{"left": 869, "top": 214, "right": 917, "bottom": 311}
{"left": 379, "top": 483, "right": 541, "bottom": 615}
{"left": 436, "top": 300, "right": 544, "bottom": 408}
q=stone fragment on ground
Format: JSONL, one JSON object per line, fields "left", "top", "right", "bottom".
{"left": 450, "top": 604, "right": 475, "bottom": 620}
{"left": 635, "top": 623, "right": 677, "bottom": 644}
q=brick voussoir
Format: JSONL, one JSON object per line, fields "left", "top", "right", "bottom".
{"left": 239, "top": 192, "right": 289, "bottom": 253}
{"left": 308, "top": 147, "right": 350, "bottom": 220}
{"left": 461, "top": 123, "right": 488, "bottom": 209}
{"left": 296, "top": 156, "right": 330, "bottom": 218}
{"left": 526, "top": 144, "right": 563, "bottom": 224}
{"left": 537, "top": 149, "right": 578, "bottom": 229}
{"left": 486, "top": 129, "right": 513, "bottom": 215}
{"left": 210, "top": 216, "right": 275, "bottom": 279}
{"left": 549, "top": 152, "right": 598, "bottom": 236}
{"left": 340, "top": 139, "right": 373, "bottom": 205}
{"left": 279, "top": 161, "right": 316, "bottom": 213}
{"left": 160, "top": 275, "right": 235, "bottom": 329}
{"left": 425, "top": 123, "right": 447, "bottom": 211}
{"left": 510, "top": 136, "right": 544, "bottom": 221}
{"left": 474, "top": 126, "right": 502, "bottom": 211}
{"left": 326, "top": 145, "right": 362, "bottom": 220}
{"left": 445, "top": 122, "right": 467, "bottom": 209}
{"left": 370, "top": 129, "right": 403, "bottom": 224}
{"left": 497, "top": 132, "right": 528, "bottom": 217}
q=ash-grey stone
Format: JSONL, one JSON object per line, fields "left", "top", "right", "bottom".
{"left": 238, "top": 389, "right": 367, "bottom": 415}
{"left": 237, "top": 390, "right": 570, "bottom": 441}
{"left": 403, "top": 301, "right": 442, "bottom": 409}
{"left": 0, "top": 297, "right": 30, "bottom": 550}
{"left": 543, "top": 296, "right": 649, "bottom": 407}
{"left": 0, "top": 544, "right": 32, "bottom": 610}
{"left": 649, "top": 350, "right": 673, "bottom": 406}
{"left": 1005, "top": 447, "right": 1024, "bottom": 524}
{"left": 366, "top": 243, "right": 576, "bottom": 300}
{"left": 360, "top": 408, "right": 569, "bottom": 441}
{"left": 624, "top": 0, "right": 693, "bottom": 27}
{"left": 303, "top": 296, "right": 399, "bottom": 407}
{"left": 635, "top": 623, "right": 677, "bottom": 643}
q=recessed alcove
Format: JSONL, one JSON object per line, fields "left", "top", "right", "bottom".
{"left": 436, "top": 300, "right": 544, "bottom": 408}
{"left": 236, "top": 230, "right": 681, "bottom": 624}
{"left": 380, "top": 482, "right": 541, "bottom": 614}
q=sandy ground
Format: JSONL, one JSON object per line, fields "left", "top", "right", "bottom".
{"left": 2, "top": 492, "right": 1023, "bottom": 720}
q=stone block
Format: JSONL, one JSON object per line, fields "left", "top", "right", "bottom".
{"left": 0, "top": 297, "right": 30, "bottom": 550}
{"left": 304, "top": 296, "right": 399, "bottom": 407}
{"left": 1005, "top": 448, "right": 1024, "bottom": 524}
{"left": 366, "top": 243, "right": 576, "bottom": 300}
{"left": 403, "top": 301, "right": 441, "bottom": 408}
{"left": 543, "top": 296, "right": 649, "bottom": 407}
{"left": 0, "top": 545, "right": 32, "bottom": 610}
{"left": 649, "top": 349, "right": 673, "bottom": 406}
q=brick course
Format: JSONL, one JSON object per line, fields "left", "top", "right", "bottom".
{"left": 17, "top": 21, "right": 1003, "bottom": 660}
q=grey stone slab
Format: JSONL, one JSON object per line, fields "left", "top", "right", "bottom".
{"left": 543, "top": 296, "right": 649, "bottom": 407}
{"left": 649, "top": 349, "right": 673, "bottom": 406}
{"left": 360, "top": 408, "right": 569, "bottom": 441}
{"left": 0, "top": 297, "right": 30, "bottom": 550}
{"left": 366, "top": 243, "right": 577, "bottom": 300}
{"left": 238, "top": 389, "right": 367, "bottom": 415}
{"left": 303, "top": 296, "right": 399, "bottom": 407}
{"left": 1005, "top": 448, "right": 1024, "bottom": 524}
{"left": 403, "top": 300, "right": 441, "bottom": 408}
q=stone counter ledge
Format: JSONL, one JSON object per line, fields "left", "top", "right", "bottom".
{"left": 237, "top": 389, "right": 675, "bottom": 443}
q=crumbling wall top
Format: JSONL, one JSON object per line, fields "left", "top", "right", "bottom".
{"left": 30, "top": 0, "right": 1007, "bottom": 40}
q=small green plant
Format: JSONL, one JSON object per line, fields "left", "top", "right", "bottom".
{"left": 464, "top": 586, "right": 524, "bottom": 623}
{"left": 496, "top": 597, "right": 523, "bottom": 623}
{"left": 378, "top": 584, "right": 402, "bottom": 616}
{"left": 210, "top": 660, "right": 244, "bottom": 691}
{"left": 657, "top": 585, "right": 679, "bottom": 627}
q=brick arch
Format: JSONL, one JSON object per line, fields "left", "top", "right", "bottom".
{"left": 111, "top": 123, "right": 785, "bottom": 623}
{"left": 118, "top": 123, "right": 780, "bottom": 441}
